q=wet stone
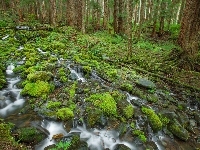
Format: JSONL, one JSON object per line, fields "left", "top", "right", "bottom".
{"left": 136, "top": 78, "right": 156, "bottom": 89}
{"left": 114, "top": 144, "right": 131, "bottom": 150}
{"left": 168, "top": 119, "right": 189, "bottom": 141}
{"left": 0, "top": 96, "right": 5, "bottom": 100}
{"left": 70, "top": 72, "right": 78, "bottom": 80}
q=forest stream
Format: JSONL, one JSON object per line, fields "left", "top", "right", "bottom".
{"left": 1, "top": 47, "right": 200, "bottom": 150}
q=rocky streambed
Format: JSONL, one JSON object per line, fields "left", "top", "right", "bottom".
{"left": 0, "top": 58, "right": 199, "bottom": 150}
{"left": 0, "top": 30, "right": 200, "bottom": 150}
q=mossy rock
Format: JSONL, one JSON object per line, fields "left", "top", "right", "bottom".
{"left": 56, "top": 108, "right": 74, "bottom": 121}
{"left": 15, "top": 127, "right": 46, "bottom": 144}
{"left": 86, "top": 106, "right": 102, "bottom": 127}
{"left": 85, "top": 92, "right": 117, "bottom": 116}
{"left": 136, "top": 78, "right": 156, "bottom": 89}
{"left": 141, "top": 107, "right": 162, "bottom": 131}
{"left": 117, "top": 99, "right": 134, "bottom": 120}
{"left": 167, "top": 119, "right": 189, "bottom": 141}
{"left": 27, "top": 71, "right": 53, "bottom": 82}
{"left": 21, "top": 80, "right": 54, "bottom": 97}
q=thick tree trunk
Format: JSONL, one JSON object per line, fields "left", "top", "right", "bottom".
{"left": 178, "top": 0, "right": 200, "bottom": 70}
{"left": 66, "top": 0, "right": 75, "bottom": 27}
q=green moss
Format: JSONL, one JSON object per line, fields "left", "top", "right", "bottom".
{"left": 168, "top": 119, "right": 189, "bottom": 141}
{"left": 159, "top": 114, "right": 170, "bottom": 126}
{"left": 27, "top": 71, "right": 53, "bottom": 82}
{"left": 120, "top": 83, "right": 133, "bottom": 92}
{"left": 16, "top": 127, "right": 45, "bottom": 143}
{"left": 83, "top": 65, "right": 92, "bottom": 74}
{"left": 56, "top": 108, "right": 74, "bottom": 121}
{"left": 133, "top": 129, "right": 147, "bottom": 142}
{"left": 86, "top": 92, "right": 117, "bottom": 116}
{"left": 0, "top": 121, "right": 25, "bottom": 149}
{"left": 141, "top": 107, "right": 162, "bottom": 131}
{"left": 130, "top": 122, "right": 135, "bottom": 129}
{"left": 47, "top": 101, "right": 61, "bottom": 110}
{"left": 146, "top": 94, "right": 158, "bottom": 103}
{"left": 21, "top": 80, "right": 54, "bottom": 97}
{"left": 58, "top": 67, "right": 69, "bottom": 83}
{"left": 123, "top": 105, "right": 134, "bottom": 119}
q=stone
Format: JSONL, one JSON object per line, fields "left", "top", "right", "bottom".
{"left": 136, "top": 78, "right": 156, "bottom": 89}
{"left": 168, "top": 119, "right": 189, "bottom": 141}
{"left": 114, "top": 144, "right": 131, "bottom": 150}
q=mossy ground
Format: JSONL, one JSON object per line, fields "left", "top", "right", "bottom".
{"left": 0, "top": 25, "right": 199, "bottom": 148}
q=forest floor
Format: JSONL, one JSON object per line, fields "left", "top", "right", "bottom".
{"left": 0, "top": 25, "right": 200, "bottom": 149}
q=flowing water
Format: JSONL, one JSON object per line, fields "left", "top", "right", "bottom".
{"left": 1, "top": 47, "right": 199, "bottom": 150}
{"left": 0, "top": 64, "right": 25, "bottom": 118}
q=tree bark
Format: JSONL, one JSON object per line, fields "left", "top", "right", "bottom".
{"left": 66, "top": 0, "right": 75, "bottom": 27}
{"left": 178, "top": 0, "right": 200, "bottom": 70}
{"left": 50, "top": 0, "right": 56, "bottom": 26}
{"left": 113, "top": 0, "right": 119, "bottom": 33}
{"left": 103, "top": 0, "right": 108, "bottom": 30}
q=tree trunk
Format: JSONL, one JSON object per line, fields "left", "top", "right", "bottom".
{"left": 151, "top": 0, "right": 159, "bottom": 37}
{"left": 66, "top": 0, "right": 75, "bottom": 27}
{"left": 103, "top": 0, "right": 108, "bottom": 30}
{"left": 118, "top": 0, "right": 124, "bottom": 34}
{"left": 113, "top": 0, "right": 119, "bottom": 33}
{"left": 178, "top": 0, "right": 200, "bottom": 70}
{"left": 178, "top": 0, "right": 185, "bottom": 24}
{"left": 50, "top": 0, "right": 56, "bottom": 26}
{"left": 127, "top": 0, "right": 134, "bottom": 58}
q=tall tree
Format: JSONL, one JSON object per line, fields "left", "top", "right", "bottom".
{"left": 49, "top": 0, "right": 57, "bottom": 26}
{"left": 178, "top": 0, "right": 200, "bottom": 70}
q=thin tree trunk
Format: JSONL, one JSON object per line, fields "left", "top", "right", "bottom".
{"left": 103, "top": 0, "right": 108, "bottom": 30}
{"left": 113, "top": 0, "right": 119, "bottom": 33}
{"left": 127, "top": 0, "right": 133, "bottom": 58}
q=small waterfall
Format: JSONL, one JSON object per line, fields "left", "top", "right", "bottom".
{"left": 67, "top": 64, "right": 86, "bottom": 82}
{"left": 2, "top": 34, "right": 9, "bottom": 40}
{"left": 34, "top": 120, "right": 68, "bottom": 150}
{"left": 70, "top": 121, "right": 136, "bottom": 150}
{"left": 0, "top": 64, "right": 25, "bottom": 118}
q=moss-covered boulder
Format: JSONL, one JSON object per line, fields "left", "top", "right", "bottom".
{"left": 56, "top": 108, "right": 74, "bottom": 121}
{"left": 21, "top": 80, "right": 54, "bottom": 98}
{"left": 117, "top": 98, "right": 134, "bottom": 120}
{"left": 141, "top": 107, "right": 162, "bottom": 131}
{"left": 167, "top": 119, "right": 189, "bottom": 141}
{"left": 27, "top": 71, "right": 53, "bottom": 82}
{"left": 136, "top": 78, "right": 156, "bottom": 89}
{"left": 85, "top": 92, "right": 117, "bottom": 116}
{"left": 15, "top": 127, "right": 46, "bottom": 144}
